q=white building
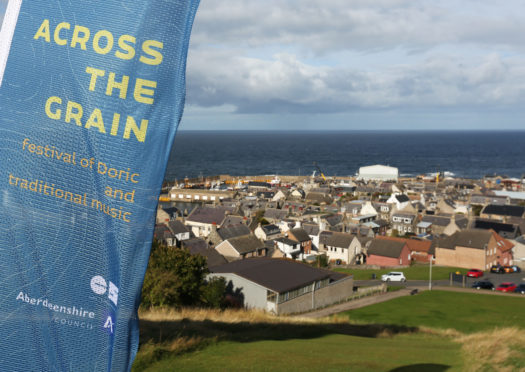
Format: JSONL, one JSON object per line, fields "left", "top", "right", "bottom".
{"left": 357, "top": 164, "right": 398, "bottom": 182}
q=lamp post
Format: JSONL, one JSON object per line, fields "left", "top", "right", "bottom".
{"left": 429, "top": 254, "right": 433, "bottom": 291}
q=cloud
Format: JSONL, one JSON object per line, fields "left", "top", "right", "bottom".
{"left": 186, "top": 0, "right": 525, "bottom": 117}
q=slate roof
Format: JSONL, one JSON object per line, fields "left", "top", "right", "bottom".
{"left": 264, "top": 208, "right": 288, "bottom": 221}
{"left": 302, "top": 223, "right": 320, "bottom": 236}
{"left": 217, "top": 224, "right": 251, "bottom": 240}
{"left": 473, "top": 219, "right": 521, "bottom": 238}
{"left": 482, "top": 204, "right": 525, "bottom": 217}
{"left": 273, "top": 237, "right": 299, "bottom": 246}
{"left": 168, "top": 220, "right": 189, "bottom": 235}
{"left": 227, "top": 235, "right": 266, "bottom": 254}
{"left": 182, "top": 237, "right": 208, "bottom": 251}
{"left": 187, "top": 243, "right": 228, "bottom": 268}
{"left": 367, "top": 239, "right": 407, "bottom": 259}
{"left": 376, "top": 236, "right": 431, "bottom": 253}
{"left": 324, "top": 214, "right": 343, "bottom": 226}
{"left": 437, "top": 229, "right": 493, "bottom": 250}
{"left": 319, "top": 230, "right": 334, "bottom": 245}
{"left": 221, "top": 215, "right": 249, "bottom": 227}
{"left": 326, "top": 232, "right": 354, "bottom": 248}
{"left": 261, "top": 224, "right": 281, "bottom": 235}
{"left": 289, "top": 228, "right": 311, "bottom": 242}
{"left": 186, "top": 206, "right": 234, "bottom": 225}
{"left": 395, "top": 194, "right": 410, "bottom": 203}
{"left": 210, "top": 258, "right": 348, "bottom": 293}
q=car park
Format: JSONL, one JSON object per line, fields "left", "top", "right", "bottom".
{"left": 495, "top": 282, "right": 517, "bottom": 292}
{"left": 467, "top": 269, "right": 483, "bottom": 278}
{"left": 381, "top": 272, "right": 406, "bottom": 282}
{"left": 472, "top": 280, "right": 495, "bottom": 290}
{"left": 514, "top": 284, "right": 525, "bottom": 294}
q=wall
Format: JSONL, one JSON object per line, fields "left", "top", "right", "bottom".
{"left": 207, "top": 273, "right": 268, "bottom": 310}
{"left": 276, "top": 276, "right": 354, "bottom": 315}
{"left": 367, "top": 254, "right": 399, "bottom": 267}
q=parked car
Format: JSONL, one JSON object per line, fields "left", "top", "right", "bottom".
{"left": 490, "top": 266, "right": 504, "bottom": 274}
{"left": 496, "top": 282, "right": 517, "bottom": 292}
{"left": 472, "top": 280, "right": 495, "bottom": 290}
{"left": 381, "top": 272, "right": 406, "bottom": 282}
{"left": 467, "top": 269, "right": 483, "bottom": 278}
{"left": 510, "top": 265, "right": 521, "bottom": 273}
{"left": 503, "top": 266, "right": 515, "bottom": 274}
{"left": 514, "top": 284, "right": 525, "bottom": 294}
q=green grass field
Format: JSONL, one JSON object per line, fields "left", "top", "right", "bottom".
{"left": 132, "top": 291, "right": 525, "bottom": 372}
{"left": 341, "top": 290, "right": 525, "bottom": 333}
{"left": 142, "top": 333, "right": 462, "bottom": 372}
{"left": 333, "top": 264, "right": 466, "bottom": 281}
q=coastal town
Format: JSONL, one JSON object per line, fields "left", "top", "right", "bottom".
{"left": 154, "top": 164, "right": 525, "bottom": 314}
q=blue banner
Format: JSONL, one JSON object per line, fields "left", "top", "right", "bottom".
{"left": 0, "top": 1, "right": 199, "bottom": 370}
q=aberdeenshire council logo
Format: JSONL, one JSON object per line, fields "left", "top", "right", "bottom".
{"left": 15, "top": 291, "right": 96, "bottom": 331}
{"left": 90, "top": 275, "right": 119, "bottom": 334}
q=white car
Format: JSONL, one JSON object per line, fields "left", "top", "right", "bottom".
{"left": 381, "top": 272, "right": 406, "bottom": 282}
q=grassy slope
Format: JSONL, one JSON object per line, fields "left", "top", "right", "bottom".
{"left": 145, "top": 333, "right": 462, "bottom": 372}
{"left": 133, "top": 292, "right": 525, "bottom": 372}
{"left": 333, "top": 264, "right": 465, "bottom": 280}
{"left": 342, "top": 290, "right": 525, "bottom": 333}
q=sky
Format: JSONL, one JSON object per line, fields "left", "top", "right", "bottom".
{"left": 181, "top": 0, "right": 525, "bottom": 131}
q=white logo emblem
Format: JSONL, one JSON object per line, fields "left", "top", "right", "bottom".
{"left": 91, "top": 275, "right": 119, "bottom": 306}
{"left": 104, "top": 316, "right": 114, "bottom": 334}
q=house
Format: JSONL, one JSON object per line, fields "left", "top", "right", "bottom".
{"left": 323, "top": 232, "right": 364, "bottom": 265}
{"left": 391, "top": 213, "right": 417, "bottom": 235}
{"left": 208, "top": 258, "right": 353, "bottom": 315}
{"left": 185, "top": 206, "right": 235, "bottom": 238}
{"left": 273, "top": 237, "right": 302, "bottom": 259}
{"left": 418, "top": 215, "right": 468, "bottom": 236}
{"left": 305, "top": 192, "right": 333, "bottom": 205}
{"left": 386, "top": 193, "right": 410, "bottom": 210}
{"left": 376, "top": 236, "right": 432, "bottom": 263}
{"left": 287, "top": 228, "right": 313, "bottom": 255}
{"left": 208, "top": 224, "right": 252, "bottom": 246}
{"left": 511, "top": 235, "right": 525, "bottom": 269}
{"left": 302, "top": 223, "right": 321, "bottom": 250}
{"left": 367, "top": 238, "right": 411, "bottom": 266}
{"left": 153, "top": 223, "right": 176, "bottom": 247}
{"left": 434, "top": 229, "right": 513, "bottom": 270}
{"left": 472, "top": 219, "right": 522, "bottom": 239}
{"left": 167, "top": 220, "right": 191, "bottom": 246}
{"left": 185, "top": 239, "right": 228, "bottom": 269}
{"left": 214, "top": 235, "right": 268, "bottom": 261}
{"left": 480, "top": 204, "right": 525, "bottom": 222}
{"left": 264, "top": 208, "right": 288, "bottom": 224}
{"left": 254, "top": 224, "right": 282, "bottom": 241}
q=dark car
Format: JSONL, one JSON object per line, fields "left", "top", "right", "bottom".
{"left": 472, "top": 280, "right": 495, "bottom": 290}
{"left": 490, "top": 266, "right": 504, "bottom": 274}
{"left": 514, "top": 284, "right": 525, "bottom": 294}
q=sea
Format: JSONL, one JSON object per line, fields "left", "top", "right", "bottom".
{"left": 164, "top": 131, "right": 525, "bottom": 181}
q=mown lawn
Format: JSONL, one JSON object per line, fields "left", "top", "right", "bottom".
{"left": 333, "top": 264, "right": 466, "bottom": 281}
{"left": 139, "top": 333, "right": 463, "bottom": 372}
{"left": 342, "top": 290, "right": 525, "bottom": 333}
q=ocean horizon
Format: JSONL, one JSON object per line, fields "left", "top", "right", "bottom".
{"left": 165, "top": 130, "right": 525, "bottom": 181}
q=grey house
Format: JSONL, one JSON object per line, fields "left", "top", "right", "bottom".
{"left": 208, "top": 258, "right": 353, "bottom": 315}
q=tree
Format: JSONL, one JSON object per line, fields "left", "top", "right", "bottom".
{"left": 141, "top": 241, "right": 209, "bottom": 308}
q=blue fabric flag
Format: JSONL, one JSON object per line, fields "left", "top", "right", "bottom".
{"left": 0, "top": 1, "right": 199, "bottom": 370}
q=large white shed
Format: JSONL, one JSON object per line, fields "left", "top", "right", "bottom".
{"left": 358, "top": 164, "right": 398, "bottom": 181}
